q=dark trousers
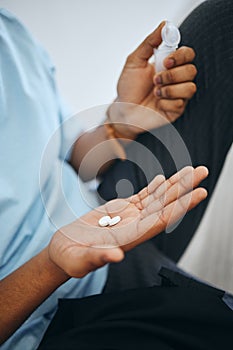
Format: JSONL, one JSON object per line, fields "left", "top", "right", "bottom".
{"left": 38, "top": 268, "right": 233, "bottom": 350}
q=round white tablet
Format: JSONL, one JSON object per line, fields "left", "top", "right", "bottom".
{"left": 98, "top": 215, "right": 111, "bottom": 227}
{"left": 109, "top": 216, "right": 121, "bottom": 226}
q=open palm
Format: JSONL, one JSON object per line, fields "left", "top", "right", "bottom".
{"left": 49, "top": 166, "right": 208, "bottom": 278}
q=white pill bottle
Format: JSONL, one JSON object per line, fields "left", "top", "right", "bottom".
{"left": 154, "top": 21, "right": 181, "bottom": 73}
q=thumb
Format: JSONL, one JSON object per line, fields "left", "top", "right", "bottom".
{"left": 126, "top": 21, "right": 165, "bottom": 68}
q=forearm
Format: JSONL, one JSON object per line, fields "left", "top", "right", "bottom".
{"left": 0, "top": 247, "right": 69, "bottom": 345}
{"left": 70, "top": 123, "right": 128, "bottom": 182}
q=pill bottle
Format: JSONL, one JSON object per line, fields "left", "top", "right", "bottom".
{"left": 154, "top": 21, "right": 181, "bottom": 73}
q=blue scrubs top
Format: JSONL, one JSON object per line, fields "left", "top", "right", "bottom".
{"left": 0, "top": 8, "right": 107, "bottom": 350}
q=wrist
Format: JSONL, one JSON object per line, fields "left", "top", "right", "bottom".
{"left": 43, "top": 246, "right": 70, "bottom": 285}
{"left": 107, "top": 100, "right": 143, "bottom": 140}
{"left": 103, "top": 120, "right": 127, "bottom": 161}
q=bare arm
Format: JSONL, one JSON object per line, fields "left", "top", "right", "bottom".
{"left": 70, "top": 124, "right": 119, "bottom": 182}
{"left": 0, "top": 248, "right": 69, "bottom": 344}
{"left": 70, "top": 22, "right": 197, "bottom": 181}
{"left": 0, "top": 166, "right": 208, "bottom": 344}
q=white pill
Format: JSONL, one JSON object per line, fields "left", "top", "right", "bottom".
{"left": 109, "top": 216, "right": 121, "bottom": 226}
{"left": 98, "top": 215, "right": 111, "bottom": 227}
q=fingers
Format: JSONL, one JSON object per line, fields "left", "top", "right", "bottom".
{"left": 142, "top": 166, "right": 208, "bottom": 208}
{"left": 137, "top": 166, "right": 208, "bottom": 209}
{"left": 154, "top": 64, "right": 197, "bottom": 86}
{"left": 137, "top": 174, "right": 166, "bottom": 202}
{"left": 140, "top": 166, "right": 192, "bottom": 207}
{"left": 167, "top": 166, "right": 208, "bottom": 189}
{"left": 137, "top": 187, "right": 208, "bottom": 244}
{"left": 126, "top": 22, "right": 165, "bottom": 68}
{"left": 153, "top": 46, "right": 197, "bottom": 112}
{"left": 142, "top": 166, "right": 208, "bottom": 216}
{"left": 164, "top": 46, "right": 196, "bottom": 69}
{"left": 154, "top": 82, "right": 197, "bottom": 100}
{"left": 159, "top": 187, "right": 208, "bottom": 229}
{"left": 156, "top": 99, "right": 186, "bottom": 118}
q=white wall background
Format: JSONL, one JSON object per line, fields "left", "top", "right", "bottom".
{"left": 0, "top": 0, "right": 204, "bottom": 114}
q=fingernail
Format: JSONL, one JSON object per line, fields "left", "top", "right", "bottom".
{"left": 155, "top": 75, "right": 162, "bottom": 85}
{"left": 165, "top": 58, "right": 175, "bottom": 68}
{"left": 156, "top": 88, "right": 161, "bottom": 97}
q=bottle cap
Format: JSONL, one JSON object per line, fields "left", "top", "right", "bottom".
{"left": 161, "top": 21, "right": 181, "bottom": 48}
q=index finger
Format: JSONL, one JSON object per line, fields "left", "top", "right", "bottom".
{"left": 164, "top": 46, "right": 196, "bottom": 69}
